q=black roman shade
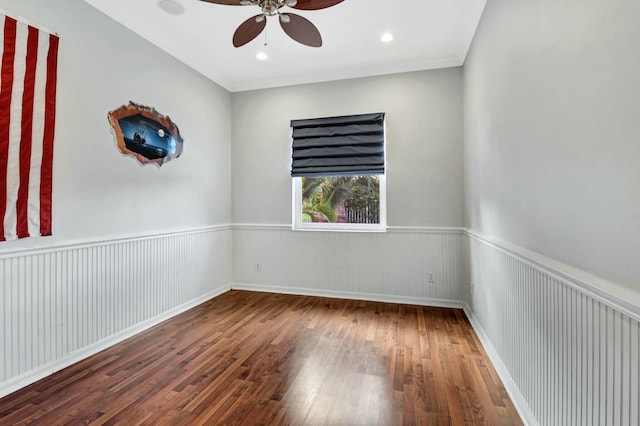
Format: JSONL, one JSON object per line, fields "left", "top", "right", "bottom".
{"left": 290, "top": 112, "right": 385, "bottom": 177}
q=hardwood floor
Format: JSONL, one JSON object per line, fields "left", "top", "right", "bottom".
{"left": 0, "top": 291, "right": 522, "bottom": 425}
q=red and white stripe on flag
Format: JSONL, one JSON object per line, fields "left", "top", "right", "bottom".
{"left": 0, "top": 13, "right": 58, "bottom": 241}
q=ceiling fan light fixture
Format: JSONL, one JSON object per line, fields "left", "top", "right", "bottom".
{"left": 285, "top": 0, "right": 298, "bottom": 6}
{"left": 255, "top": 14, "right": 266, "bottom": 22}
{"left": 279, "top": 13, "right": 291, "bottom": 23}
{"left": 256, "top": 51, "right": 268, "bottom": 60}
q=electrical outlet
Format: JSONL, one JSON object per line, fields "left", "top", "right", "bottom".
{"left": 428, "top": 272, "right": 435, "bottom": 284}
{"left": 255, "top": 261, "right": 261, "bottom": 272}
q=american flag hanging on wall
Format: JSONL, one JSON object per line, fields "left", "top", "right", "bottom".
{"left": 0, "top": 12, "right": 58, "bottom": 241}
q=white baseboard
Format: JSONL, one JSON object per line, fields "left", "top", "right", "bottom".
{"left": 0, "top": 284, "right": 231, "bottom": 399}
{"left": 463, "top": 304, "right": 537, "bottom": 426}
{"left": 231, "top": 282, "right": 464, "bottom": 309}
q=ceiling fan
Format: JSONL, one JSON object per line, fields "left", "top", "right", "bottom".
{"left": 199, "top": 0, "right": 344, "bottom": 48}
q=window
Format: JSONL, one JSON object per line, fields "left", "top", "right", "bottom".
{"left": 293, "top": 175, "right": 386, "bottom": 230}
{"left": 291, "top": 113, "right": 386, "bottom": 231}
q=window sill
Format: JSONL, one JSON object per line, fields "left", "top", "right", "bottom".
{"left": 292, "top": 224, "right": 387, "bottom": 233}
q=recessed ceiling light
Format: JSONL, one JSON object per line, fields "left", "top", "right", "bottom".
{"left": 381, "top": 33, "right": 394, "bottom": 43}
{"left": 256, "top": 52, "right": 268, "bottom": 61}
{"left": 158, "top": 0, "right": 185, "bottom": 15}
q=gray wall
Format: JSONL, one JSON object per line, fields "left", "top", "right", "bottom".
{"left": 231, "top": 69, "right": 464, "bottom": 227}
{"left": 464, "top": 0, "right": 640, "bottom": 290}
{"left": 463, "top": 1, "right": 640, "bottom": 423}
{"left": 0, "top": 0, "right": 231, "bottom": 249}
{"left": 0, "top": 0, "right": 232, "bottom": 397}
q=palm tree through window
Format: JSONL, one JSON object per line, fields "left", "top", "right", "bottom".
{"left": 301, "top": 176, "right": 380, "bottom": 224}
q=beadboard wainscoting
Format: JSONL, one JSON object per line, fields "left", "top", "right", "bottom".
{"left": 3, "top": 223, "right": 639, "bottom": 425}
{"left": 0, "top": 226, "right": 231, "bottom": 398}
{"left": 231, "top": 224, "right": 466, "bottom": 307}
{"left": 465, "top": 232, "right": 640, "bottom": 426}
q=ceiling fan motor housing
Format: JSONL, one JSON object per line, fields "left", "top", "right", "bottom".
{"left": 262, "top": 1, "right": 279, "bottom": 16}
{"left": 263, "top": 0, "right": 296, "bottom": 16}
{"left": 240, "top": 0, "right": 297, "bottom": 16}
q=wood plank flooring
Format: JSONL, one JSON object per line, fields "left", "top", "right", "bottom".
{"left": 0, "top": 290, "right": 523, "bottom": 425}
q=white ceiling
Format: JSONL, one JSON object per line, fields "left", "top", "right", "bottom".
{"left": 83, "top": 0, "right": 486, "bottom": 92}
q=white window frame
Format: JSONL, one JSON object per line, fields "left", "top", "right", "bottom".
{"left": 292, "top": 175, "right": 387, "bottom": 232}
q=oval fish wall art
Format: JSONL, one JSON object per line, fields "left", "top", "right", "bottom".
{"left": 108, "top": 102, "right": 184, "bottom": 166}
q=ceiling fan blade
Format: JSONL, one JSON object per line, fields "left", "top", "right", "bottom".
{"left": 199, "top": 0, "right": 244, "bottom": 5}
{"left": 290, "top": 0, "right": 343, "bottom": 10}
{"left": 233, "top": 15, "right": 267, "bottom": 47}
{"left": 280, "top": 13, "right": 322, "bottom": 47}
